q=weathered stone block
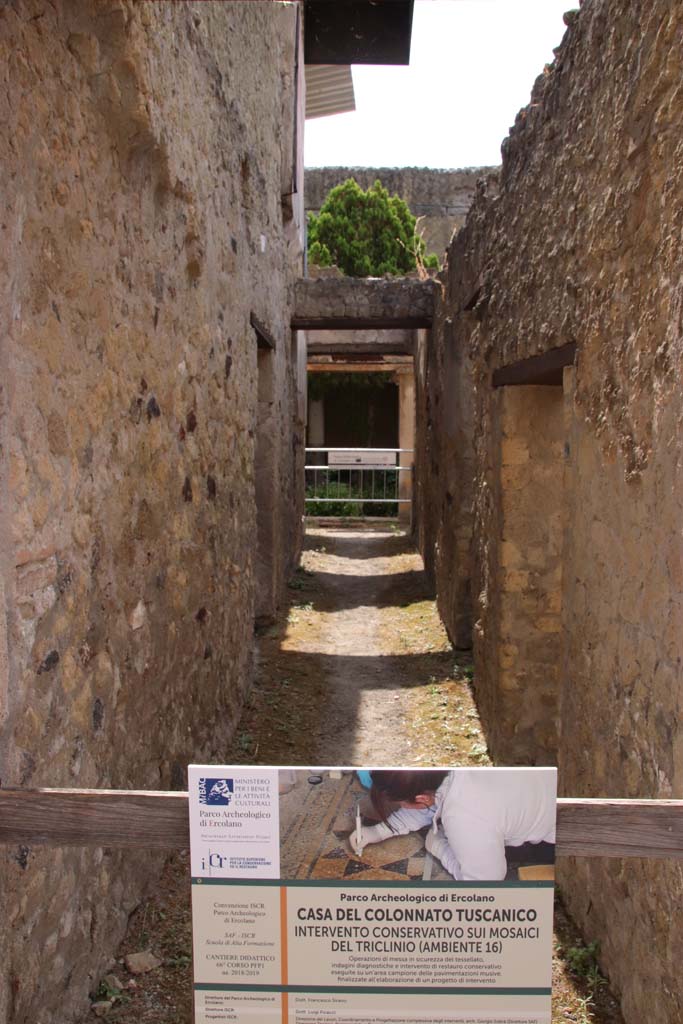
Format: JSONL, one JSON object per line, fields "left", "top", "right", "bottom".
{"left": 124, "top": 951, "right": 162, "bottom": 975}
{"left": 293, "top": 276, "right": 437, "bottom": 329}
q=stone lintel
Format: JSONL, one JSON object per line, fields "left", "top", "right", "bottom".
{"left": 250, "top": 312, "right": 277, "bottom": 350}
{"left": 492, "top": 342, "right": 576, "bottom": 387}
{"left": 293, "top": 276, "right": 436, "bottom": 330}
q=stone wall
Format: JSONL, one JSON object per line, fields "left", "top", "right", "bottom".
{"left": 415, "top": 1, "right": 683, "bottom": 1020}
{"left": 414, "top": 302, "right": 479, "bottom": 650}
{"left": 305, "top": 166, "right": 497, "bottom": 259}
{"left": 0, "top": 2, "right": 305, "bottom": 1021}
{"left": 483, "top": 384, "right": 564, "bottom": 762}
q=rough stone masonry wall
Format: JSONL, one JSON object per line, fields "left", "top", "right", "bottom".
{"left": 0, "top": 2, "right": 304, "bottom": 1021}
{"left": 492, "top": 385, "right": 564, "bottom": 761}
{"left": 414, "top": 171, "right": 498, "bottom": 647}
{"left": 416, "top": 1, "right": 683, "bottom": 1020}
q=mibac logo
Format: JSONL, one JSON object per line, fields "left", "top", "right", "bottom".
{"left": 198, "top": 777, "right": 234, "bottom": 805}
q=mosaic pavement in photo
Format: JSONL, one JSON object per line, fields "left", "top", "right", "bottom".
{"left": 279, "top": 771, "right": 452, "bottom": 882}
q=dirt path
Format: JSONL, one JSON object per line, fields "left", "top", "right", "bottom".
{"left": 299, "top": 525, "right": 421, "bottom": 763}
{"left": 250, "top": 523, "right": 481, "bottom": 766}
{"left": 82, "top": 525, "right": 623, "bottom": 1024}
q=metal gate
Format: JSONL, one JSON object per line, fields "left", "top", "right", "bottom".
{"left": 305, "top": 447, "right": 412, "bottom": 518}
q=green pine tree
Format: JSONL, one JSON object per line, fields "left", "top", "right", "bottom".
{"left": 307, "top": 178, "right": 440, "bottom": 277}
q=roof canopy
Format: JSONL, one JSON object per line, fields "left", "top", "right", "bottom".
{"left": 305, "top": 65, "right": 356, "bottom": 120}
{"left": 304, "top": 0, "right": 414, "bottom": 65}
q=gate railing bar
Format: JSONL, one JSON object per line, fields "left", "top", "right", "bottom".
{"left": 305, "top": 448, "right": 412, "bottom": 513}
{"left": 306, "top": 448, "right": 415, "bottom": 453}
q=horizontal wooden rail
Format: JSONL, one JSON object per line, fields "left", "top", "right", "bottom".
{"left": 1, "top": 789, "right": 683, "bottom": 859}
{"left": 0, "top": 789, "right": 190, "bottom": 850}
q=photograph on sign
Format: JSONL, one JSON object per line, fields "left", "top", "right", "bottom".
{"left": 189, "top": 765, "right": 557, "bottom": 1024}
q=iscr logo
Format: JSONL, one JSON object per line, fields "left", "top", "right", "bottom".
{"left": 201, "top": 851, "right": 230, "bottom": 871}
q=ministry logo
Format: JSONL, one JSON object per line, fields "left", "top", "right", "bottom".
{"left": 198, "top": 777, "right": 234, "bottom": 805}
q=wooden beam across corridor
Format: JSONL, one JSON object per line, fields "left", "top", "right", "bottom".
{"left": 307, "top": 359, "right": 413, "bottom": 373}
{"left": 1, "top": 788, "right": 683, "bottom": 860}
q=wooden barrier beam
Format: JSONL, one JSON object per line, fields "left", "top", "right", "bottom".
{"left": 556, "top": 798, "right": 683, "bottom": 859}
{"left": 1, "top": 789, "right": 682, "bottom": 859}
{"left": 0, "top": 789, "right": 190, "bottom": 850}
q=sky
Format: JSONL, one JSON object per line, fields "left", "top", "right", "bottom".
{"left": 304, "top": 0, "right": 572, "bottom": 169}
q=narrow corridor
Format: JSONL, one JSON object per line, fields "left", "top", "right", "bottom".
{"left": 88, "top": 525, "right": 623, "bottom": 1024}
{"left": 245, "top": 524, "right": 482, "bottom": 767}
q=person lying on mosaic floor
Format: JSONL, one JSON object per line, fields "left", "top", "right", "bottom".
{"left": 350, "top": 769, "right": 556, "bottom": 882}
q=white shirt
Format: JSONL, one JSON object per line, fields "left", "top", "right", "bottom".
{"left": 384, "top": 769, "right": 556, "bottom": 881}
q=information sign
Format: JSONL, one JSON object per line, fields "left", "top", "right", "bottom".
{"left": 188, "top": 766, "right": 557, "bottom": 1024}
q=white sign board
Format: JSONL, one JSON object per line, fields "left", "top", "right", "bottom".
{"left": 189, "top": 766, "right": 557, "bottom": 1024}
{"left": 328, "top": 450, "right": 397, "bottom": 468}
{"left": 188, "top": 766, "right": 280, "bottom": 878}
